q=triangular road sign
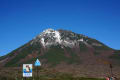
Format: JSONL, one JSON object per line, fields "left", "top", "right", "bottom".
{"left": 34, "top": 59, "right": 41, "bottom": 66}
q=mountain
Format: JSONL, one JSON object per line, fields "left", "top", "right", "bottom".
{"left": 0, "top": 28, "right": 120, "bottom": 77}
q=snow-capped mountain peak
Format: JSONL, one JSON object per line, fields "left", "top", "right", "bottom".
{"left": 32, "top": 28, "right": 62, "bottom": 47}
{"left": 31, "top": 28, "right": 103, "bottom": 48}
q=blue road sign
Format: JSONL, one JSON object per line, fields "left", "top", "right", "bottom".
{"left": 35, "top": 59, "right": 41, "bottom": 66}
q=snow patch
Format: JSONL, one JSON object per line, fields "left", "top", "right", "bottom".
{"left": 41, "top": 38, "right": 45, "bottom": 47}
{"left": 54, "top": 30, "right": 61, "bottom": 43}
{"left": 37, "top": 28, "right": 62, "bottom": 47}
{"left": 78, "top": 38, "right": 84, "bottom": 42}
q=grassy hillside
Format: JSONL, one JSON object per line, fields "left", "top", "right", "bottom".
{"left": 4, "top": 43, "right": 42, "bottom": 67}
{"left": 0, "top": 67, "right": 106, "bottom": 80}
{"left": 40, "top": 45, "right": 81, "bottom": 66}
{"left": 109, "top": 50, "right": 120, "bottom": 61}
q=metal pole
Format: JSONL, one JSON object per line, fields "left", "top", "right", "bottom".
{"left": 110, "top": 64, "right": 113, "bottom": 77}
{"left": 15, "top": 71, "right": 18, "bottom": 80}
{"left": 37, "top": 66, "right": 38, "bottom": 80}
{"left": 24, "top": 77, "right": 27, "bottom": 80}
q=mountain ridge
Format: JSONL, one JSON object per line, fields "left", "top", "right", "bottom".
{"left": 30, "top": 28, "right": 111, "bottom": 49}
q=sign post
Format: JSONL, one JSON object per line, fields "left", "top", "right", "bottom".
{"left": 34, "top": 59, "right": 41, "bottom": 80}
{"left": 23, "top": 64, "right": 32, "bottom": 79}
{"left": 109, "top": 64, "right": 113, "bottom": 77}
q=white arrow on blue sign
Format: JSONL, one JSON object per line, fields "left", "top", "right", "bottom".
{"left": 34, "top": 59, "right": 41, "bottom": 66}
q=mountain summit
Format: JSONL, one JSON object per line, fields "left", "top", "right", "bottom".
{"left": 31, "top": 28, "right": 62, "bottom": 47}
{"left": 31, "top": 28, "right": 104, "bottom": 48}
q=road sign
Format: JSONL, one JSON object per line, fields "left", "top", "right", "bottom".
{"left": 35, "top": 59, "right": 41, "bottom": 66}
{"left": 23, "top": 64, "right": 32, "bottom": 77}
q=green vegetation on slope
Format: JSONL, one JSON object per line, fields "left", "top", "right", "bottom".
{"left": 109, "top": 50, "right": 120, "bottom": 60}
{"left": 86, "top": 38, "right": 112, "bottom": 51}
{"left": 40, "top": 45, "right": 67, "bottom": 66}
{"left": 0, "top": 76, "right": 106, "bottom": 80}
{"left": 40, "top": 45, "right": 81, "bottom": 66}
{"left": 94, "top": 51, "right": 101, "bottom": 55}
{"left": 79, "top": 42, "right": 88, "bottom": 52}
{"left": 64, "top": 47, "right": 81, "bottom": 64}
{"left": 4, "top": 43, "right": 41, "bottom": 67}
{"left": 0, "top": 67, "right": 106, "bottom": 80}
{"left": 109, "top": 50, "right": 120, "bottom": 65}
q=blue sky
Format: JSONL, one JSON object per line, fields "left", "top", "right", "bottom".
{"left": 0, "top": 0, "right": 120, "bottom": 56}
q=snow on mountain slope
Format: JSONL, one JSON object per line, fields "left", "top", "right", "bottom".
{"left": 31, "top": 28, "right": 103, "bottom": 48}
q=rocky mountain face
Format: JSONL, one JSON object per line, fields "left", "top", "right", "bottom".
{"left": 31, "top": 29, "right": 103, "bottom": 48}
{"left": 0, "top": 28, "right": 120, "bottom": 77}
